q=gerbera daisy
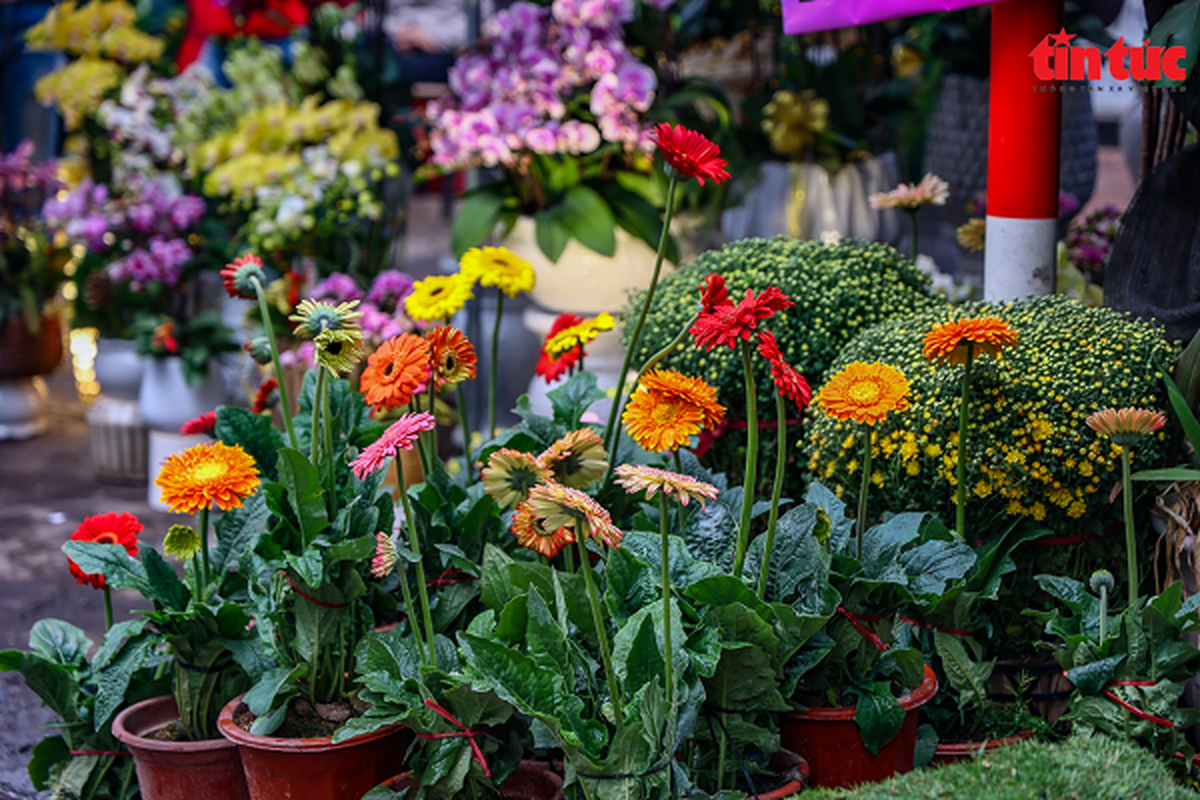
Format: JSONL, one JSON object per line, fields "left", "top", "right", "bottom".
{"left": 868, "top": 173, "right": 950, "bottom": 210}
{"left": 360, "top": 334, "right": 431, "bottom": 412}
{"left": 155, "top": 441, "right": 261, "bottom": 515}
{"left": 1086, "top": 407, "right": 1167, "bottom": 448}
{"left": 221, "top": 253, "right": 267, "bottom": 300}
{"left": 757, "top": 330, "right": 812, "bottom": 409}
{"left": 289, "top": 299, "right": 364, "bottom": 338}
{"left": 623, "top": 370, "right": 726, "bottom": 453}
{"left": 510, "top": 501, "right": 574, "bottom": 558}
{"left": 459, "top": 246, "right": 536, "bottom": 298}
{"left": 405, "top": 273, "right": 474, "bottom": 322}
{"left": 163, "top": 524, "right": 201, "bottom": 561}
{"left": 427, "top": 325, "right": 477, "bottom": 388}
{"left": 691, "top": 281, "right": 794, "bottom": 351}
{"left": 251, "top": 377, "right": 279, "bottom": 414}
{"left": 482, "top": 449, "right": 551, "bottom": 509}
{"left": 180, "top": 410, "right": 217, "bottom": 437}
{"left": 350, "top": 411, "right": 437, "bottom": 480}
{"left": 538, "top": 428, "right": 608, "bottom": 489}
{"left": 544, "top": 313, "right": 615, "bottom": 359}
{"left": 244, "top": 336, "right": 272, "bottom": 366}
{"left": 525, "top": 483, "right": 622, "bottom": 549}
{"left": 650, "top": 123, "right": 731, "bottom": 186}
{"left": 314, "top": 328, "right": 364, "bottom": 376}
{"left": 536, "top": 312, "right": 586, "bottom": 384}
{"left": 956, "top": 218, "right": 986, "bottom": 252}
{"left": 922, "top": 316, "right": 1018, "bottom": 365}
{"left": 67, "top": 512, "right": 142, "bottom": 590}
{"left": 815, "top": 361, "right": 911, "bottom": 426}
{"left": 614, "top": 464, "right": 719, "bottom": 509}
{"left": 371, "top": 531, "right": 398, "bottom": 578}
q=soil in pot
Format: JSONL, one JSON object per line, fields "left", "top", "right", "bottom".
{"left": 112, "top": 694, "right": 250, "bottom": 800}
{"left": 217, "top": 694, "right": 412, "bottom": 800}
{"left": 384, "top": 760, "right": 565, "bottom": 800}
{"left": 779, "top": 664, "right": 938, "bottom": 789}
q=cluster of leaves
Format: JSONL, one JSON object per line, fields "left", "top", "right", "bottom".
{"left": 131, "top": 309, "right": 240, "bottom": 387}
{"left": 0, "top": 620, "right": 169, "bottom": 799}
{"left": 1037, "top": 578, "right": 1200, "bottom": 762}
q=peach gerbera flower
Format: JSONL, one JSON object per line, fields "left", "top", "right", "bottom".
{"left": 622, "top": 369, "right": 726, "bottom": 453}
{"left": 155, "top": 441, "right": 261, "bottom": 515}
{"left": 1086, "top": 407, "right": 1167, "bottom": 448}
{"left": 483, "top": 448, "right": 551, "bottom": 509}
{"left": 525, "top": 483, "right": 622, "bottom": 548}
{"left": 67, "top": 512, "right": 142, "bottom": 590}
{"left": 510, "top": 500, "right": 575, "bottom": 558}
{"left": 360, "top": 334, "right": 431, "bottom": 413}
{"left": 816, "top": 361, "right": 911, "bottom": 426}
{"left": 923, "top": 316, "right": 1018, "bottom": 365}
{"left": 538, "top": 429, "right": 608, "bottom": 489}
{"left": 426, "top": 325, "right": 477, "bottom": 388}
{"left": 614, "top": 464, "right": 719, "bottom": 509}
{"left": 868, "top": 173, "right": 950, "bottom": 210}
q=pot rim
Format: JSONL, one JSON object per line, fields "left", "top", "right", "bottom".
{"left": 781, "top": 663, "right": 939, "bottom": 721}
{"left": 933, "top": 729, "right": 1033, "bottom": 755}
{"left": 216, "top": 693, "right": 403, "bottom": 752}
{"left": 112, "top": 694, "right": 238, "bottom": 754}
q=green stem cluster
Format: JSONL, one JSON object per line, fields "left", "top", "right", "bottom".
{"left": 251, "top": 277, "right": 298, "bottom": 450}
{"left": 732, "top": 341, "right": 759, "bottom": 577}
{"left": 576, "top": 536, "right": 623, "bottom": 729}
{"left": 757, "top": 392, "right": 789, "bottom": 600}
{"left": 396, "top": 458, "right": 437, "bottom": 666}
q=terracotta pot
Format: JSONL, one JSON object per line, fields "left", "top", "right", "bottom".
{"left": 778, "top": 664, "right": 939, "bottom": 789}
{"left": 931, "top": 729, "right": 1033, "bottom": 765}
{"left": 0, "top": 313, "right": 63, "bottom": 380}
{"left": 217, "top": 695, "right": 412, "bottom": 800}
{"left": 384, "top": 760, "right": 565, "bottom": 799}
{"left": 112, "top": 695, "right": 250, "bottom": 800}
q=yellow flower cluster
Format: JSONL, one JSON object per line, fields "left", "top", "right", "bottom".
{"left": 25, "top": 1, "right": 148, "bottom": 57}
{"left": 34, "top": 57, "right": 124, "bottom": 129}
{"left": 196, "top": 97, "right": 399, "bottom": 198}
{"left": 804, "top": 295, "right": 1174, "bottom": 535}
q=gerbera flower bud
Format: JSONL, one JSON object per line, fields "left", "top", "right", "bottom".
{"left": 1085, "top": 407, "right": 1167, "bottom": 448}
{"left": 1089, "top": 569, "right": 1115, "bottom": 594}
{"left": 244, "top": 336, "right": 273, "bottom": 366}
{"left": 289, "top": 299, "right": 364, "bottom": 338}
{"left": 372, "top": 532, "right": 398, "bottom": 578}
{"left": 221, "top": 253, "right": 267, "bottom": 300}
{"left": 164, "top": 524, "right": 202, "bottom": 561}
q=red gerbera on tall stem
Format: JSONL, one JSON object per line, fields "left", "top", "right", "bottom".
{"left": 66, "top": 512, "right": 143, "bottom": 630}
{"left": 650, "top": 123, "right": 731, "bottom": 186}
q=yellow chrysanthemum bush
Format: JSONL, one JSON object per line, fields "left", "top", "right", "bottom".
{"left": 803, "top": 294, "right": 1174, "bottom": 537}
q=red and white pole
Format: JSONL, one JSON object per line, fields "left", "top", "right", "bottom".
{"left": 984, "top": 0, "right": 1063, "bottom": 299}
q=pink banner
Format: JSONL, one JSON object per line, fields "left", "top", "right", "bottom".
{"left": 782, "top": 0, "right": 999, "bottom": 36}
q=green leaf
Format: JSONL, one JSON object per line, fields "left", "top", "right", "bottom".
{"left": 534, "top": 209, "right": 569, "bottom": 264}
{"left": 143, "top": 548, "right": 190, "bottom": 611}
{"left": 328, "top": 535, "right": 376, "bottom": 561}
{"left": 1067, "top": 655, "right": 1126, "bottom": 695}
{"left": 853, "top": 681, "right": 906, "bottom": 754}
{"left": 458, "top": 633, "right": 563, "bottom": 723}
{"left": 1130, "top": 467, "right": 1200, "bottom": 482}
{"left": 546, "top": 371, "right": 607, "bottom": 429}
{"left": 615, "top": 612, "right": 664, "bottom": 697}
{"left": 91, "top": 619, "right": 148, "bottom": 670}
{"left": 94, "top": 629, "right": 159, "bottom": 727}
{"left": 558, "top": 185, "right": 616, "bottom": 257}
{"left": 27, "top": 620, "right": 91, "bottom": 667}
{"left": 450, "top": 190, "right": 504, "bottom": 257}
{"left": 913, "top": 723, "right": 938, "bottom": 768}
{"left": 213, "top": 491, "right": 269, "bottom": 576}
{"left": 2, "top": 653, "right": 79, "bottom": 722}
{"left": 244, "top": 664, "right": 307, "bottom": 718}
{"left": 605, "top": 547, "right": 657, "bottom": 625}
{"left": 933, "top": 629, "right": 993, "bottom": 709}
{"left": 276, "top": 448, "right": 329, "bottom": 549}
{"left": 901, "top": 540, "right": 976, "bottom": 597}
{"left": 1148, "top": 0, "right": 1200, "bottom": 87}
{"left": 525, "top": 587, "right": 571, "bottom": 677}
{"left": 61, "top": 541, "right": 152, "bottom": 596}
{"left": 28, "top": 735, "right": 69, "bottom": 792}
{"left": 215, "top": 406, "right": 283, "bottom": 479}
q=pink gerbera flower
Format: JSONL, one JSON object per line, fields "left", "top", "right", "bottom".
{"left": 350, "top": 412, "right": 436, "bottom": 480}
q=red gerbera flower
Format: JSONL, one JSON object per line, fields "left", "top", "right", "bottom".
{"left": 699, "top": 273, "right": 730, "bottom": 312}
{"left": 220, "top": 253, "right": 267, "bottom": 300}
{"left": 68, "top": 512, "right": 142, "bottom": 590}
{"left": 691, "top": 276, "right": 794, "bottom": 351}
{"left": 651, "top": 123, "right": 731, "bottom": 186}
{"left": 251, "top": 377, "right": 279, "bottom": 414}
{"left": 757, "top": 330, "right": 812, "bottom": 409}
{"left": 536, "top": 312, "right": 586, "bottom": 384}
{"left": 180, "top": 410, "right": 217, "bottom": 437}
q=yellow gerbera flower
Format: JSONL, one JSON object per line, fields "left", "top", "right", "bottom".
{"left": 155, "top": 441, "right": 261, "bottom": 515}
{"left": 290, "top": 299, "right": 364, "bottom": 338}
{"left": 405, "top": 273, "right": 474, "bottom": 322}
{"left": 544, "top": 313, "right": 615, "bottom": 358}
{"left": 314, "top": 328, "right": 364, "bottom": 375}
{"left": 459, "top": 246, "right": 535, "bottom": 298}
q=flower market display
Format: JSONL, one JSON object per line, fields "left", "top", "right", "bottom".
{"left": 5, "top": 1, "right": 1200, "bottom": 799}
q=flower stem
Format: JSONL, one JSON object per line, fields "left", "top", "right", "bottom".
{"left": 758, "top": 392, "right": 788, "bottom": 600}
{"left": 857, "top": 427, "right": 873, "bottom": 560}
{"left": 396, "top": 457, "right": 436, "bottom": 666}
{"left": 252, "top": 278, "right": 298, "bottom": 450}
{"left": 732, "top": 340, "right": 759, "bottom": 578}
{"left": 396, "top": 557, "right": 420, "bottom": 644}
{"left": 322, "top": 374, "right": 336, "bottom": 518}
{"left": 455, "top": 382, "right": 472, "bottom": 482}
{"left": 576, "top": 536, "right": 623, "bottom": 729}
{"left": 1099, "top": 584, "right": 1108, "bottom": 642}
{"left": 488, "top": 292, "right": 503, "bottom": 440}
{"left": 311, "top": 369, "right": 325, "bottom": 467}
{"left": 1122, "top": 447, "right": 1138, "bottom": 608}
{"left": 197, "top": 505, "right": 211, "bottom": 600}
{"left": 908, "top": 210, "right": 919, "bottom": 263}
{"left": 102, "top": 586, "right": 113, "bottom": 632}
{"left": 659, "top": 494, "right": 674, "bottom": 697}
{"left": 603, "top": 175, "right": 678, "bottom": 459}
{"left": 955, "top": 345, "right": 974, "bottom": 539}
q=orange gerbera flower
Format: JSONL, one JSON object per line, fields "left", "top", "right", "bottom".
{"left": 67, "top": 512, "right": 142, "bottom": 590}
{"left": 622, "top": 369, "right": 725, "bottom": 453}
{"left": 511, "top": 500, "right": 574, "bottom": 558}
{"left": 1086, "top": 407, "right": 1167, "bottom": 448}
{"left": 816, "top": 361, "right": 911, "bottom": 425}
{"left": 526, "top": 483, "right": 622, "bottom": 548}
{"left": 155, "top": 441, "right": 261, "bottom": 515}
{"left": 360, "top": 334, "right": 431, "bottom": 412}
{"left": 922, "top": 316, "right": 1018, "bottom": 365}
{"left": 427, "top": 325, "right": 477, "bottom": 388}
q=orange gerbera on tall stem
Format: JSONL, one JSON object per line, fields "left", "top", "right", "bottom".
{"left": 816, "top": 362, "right": 912, "bottom": 557}
{"left": 923, "top": 316, "right": 1018, "bottom": 538}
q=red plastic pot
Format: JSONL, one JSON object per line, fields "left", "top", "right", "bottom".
{"left": 384, "top": 760, "right": 565, "bottom": 799}
{"left": 684, "top": 751, "right": 809, "bottom": 799}
{"left": 112, "top": 695, "right": 250, "bottom": 800}
{"left": 217, "top": 694, "right": 412, "bottom": 800}
{"left": 931, "top": 729, "right": 1033, "bottom": 765}
{"left": 778, "top": 664, "right": 939, "bottom": 789}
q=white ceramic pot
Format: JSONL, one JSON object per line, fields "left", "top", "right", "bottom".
{"left": 0, "top": 377, "right": 48, "bottom": 440}
{"left": 94, "top": 338, "right": 144, "bottom": 401}
{"left": 137, "top": 356, "right": 225, "bottom": 433}
{"left": 502, "top": 215, "right": 667, "bottom": 316}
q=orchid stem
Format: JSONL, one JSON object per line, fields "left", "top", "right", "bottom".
{"left": 396, "top": 458, "right": 436, "bottom": 667}
{"left": 603, "top": 175, "right": 678, "bottom": 460}
{"left": 488, "top": 292, "right": 502, "bottom": 440}
{"left": 252, "top": 278, "right": 298, "bottom": 450}
{"left": 732, "top": 340, "right": 758, "bottom": 578}
{"left": 758, "top": 392, "right": 788, "bottom": 600}
{"left": 576, "top": 536, "right": 623, "bottom": 729}
{"left": 857, "top": 428, "right": 873, "bottom": 561}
